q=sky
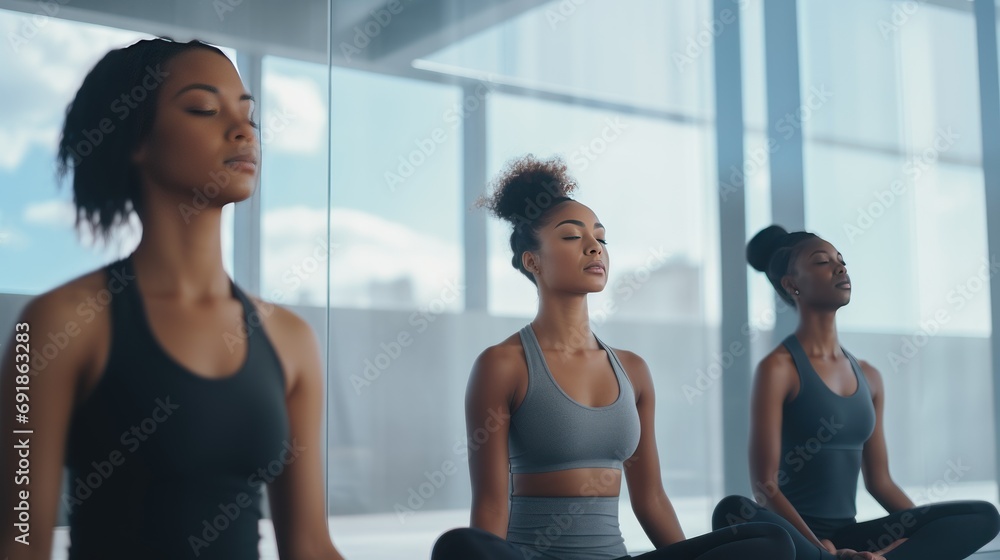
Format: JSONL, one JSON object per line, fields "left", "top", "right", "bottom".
{"left": 0, "top": 1, "right": 993, "bottom": 335}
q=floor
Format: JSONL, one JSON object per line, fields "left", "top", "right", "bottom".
{"left": 48, "top": 483, "right": 1000, "bottom": 559}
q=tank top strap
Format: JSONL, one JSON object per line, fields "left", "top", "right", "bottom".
{"left": 517, "top": 324, "right": 547, "bottom": 379}
{"left": 594, "top": 334, "right": 633, "bottom": 392}
{"left": 781, "top": 334, "right": 816, "bottom": 390}
{"left": 841, "top": 347, "right": 872, "bottom": 396}
{"left": 105, "top": 254, "right": 143, "bottom": 352}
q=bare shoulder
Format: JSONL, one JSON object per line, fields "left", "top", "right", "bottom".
{"left": 247, "top": 295, "right": 314, "bottom": 339}
{"left": 752, "top": 344, "right": 798, "bottom": 401}
{"left": 468, "top": 333, "right": 527, "bottom": 394}
{"left": 21, "top": 269, "right": 113, "bottom": 339}
{"left": 608, "top": 348, "right": 652, "bottom": 393}
{"left": 755, "top": 344, "right": 796, "bottom": 380}
{"left": 855, "top": 358, "right": 884, "bottom": 395}
{"left": 245, "top": 296, "right": 318, "bottom": 392}
{"left": 12, "top": 268, "right": 114, "bottom": 383}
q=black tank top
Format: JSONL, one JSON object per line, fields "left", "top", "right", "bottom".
{"left": 779, "top": 335, "right": 875, "bottom": 524}
{"left": 64, "top": 255, "right": 289, "bottom": 559}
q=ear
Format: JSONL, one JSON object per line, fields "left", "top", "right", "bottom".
{"left": 780, "top": 276, "right": 798, "bottom": 298}
{"left": 131, "top": 140, "right": 148, "bottom": 167}
{"left": 521, "top": 251, "right": 540, "bottom": 277}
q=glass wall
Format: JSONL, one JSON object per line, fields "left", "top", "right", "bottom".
{"left": 0, "top": 0, "right": 998, "bottom": 558}
{"left": 798, "top": 0, "right": 995, "bottom": 518}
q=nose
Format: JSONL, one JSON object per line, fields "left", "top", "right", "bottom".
{"left": 585, "top": 236, "right": 602, "bottom": 255}
{"left": 229, "top": 116, "right": 257, "bottom": 143}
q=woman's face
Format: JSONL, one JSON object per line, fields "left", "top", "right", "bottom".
{"left": 132, "top": 48, "right": 259, "bottom": 212}
{"left": 525, "top": 201, "right": 610, "bottom": 294}
{"left": 784, "top": 237, "right": 851, "bottom": 309}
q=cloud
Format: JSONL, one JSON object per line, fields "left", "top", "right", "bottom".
{"left": 23, "top": 198, "right": 74, "bottom": 226}
{"left": 0, "top": 11, "right": 147, "bottom": 170}
{"left": 261, "top": 206, "right": 460, "bottom": 308}
{"left": 262, "top": 73, "right": 326, "bottom": 155}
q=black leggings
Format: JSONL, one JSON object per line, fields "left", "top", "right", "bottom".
{"left": 712, "top": 495, "right": 1000, "bottom": 560}
{"left": 431, "top": 522, "right": 795, "bottom": 560}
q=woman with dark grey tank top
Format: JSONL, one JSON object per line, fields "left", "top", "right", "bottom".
{"left": 712, "top": 225, "right": 1000, "bottom": 560}
{"left": 431, "top": 156, "right": 795, "bottom": 559}
{"left": 0, "top": 39, "right": 344, "bottom": 559}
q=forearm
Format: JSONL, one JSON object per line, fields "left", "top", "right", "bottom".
{"left": 632, "top": 492, "right": 685, "bottom": 548}
{"left": 757, "top": 490, "right": 827, "bottom": 550}
{"left": 870, "top": 480, "right": 915, "bottom": 513}
{"left": 470, "top": 501, "right": 508, "bottom": 539}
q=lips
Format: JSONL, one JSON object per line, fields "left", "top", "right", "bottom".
{"left": 836, "top": 279, "right": 851, "bottom": 289}
{"left": 224, "top": 154, "right": 257, "bottom": 173}
{"left": 584, "top": 262, "right": 606, "bottom": 274}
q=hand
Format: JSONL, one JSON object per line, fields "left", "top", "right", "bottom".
{"left": 874, "top": 538, "right": 907, "bottom": 555}
{"left": 820, "top": 540, "right": 884, "bottom": 560}
{"left": 836, "top": 551, "right": 884, "bottom": 560}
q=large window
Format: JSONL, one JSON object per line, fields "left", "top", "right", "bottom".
{"left": 799, "top": 0, "right": 995, "bottom": 517}
{"left": 1, "top": 1, "right": 999, "bottom": 558}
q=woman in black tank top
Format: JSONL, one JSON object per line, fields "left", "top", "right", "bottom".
{"left": 0, "top": 39, "right": 344, "bottom": 559}
{"left": 713, "top": 225, "right": 1000, "bottom": 560}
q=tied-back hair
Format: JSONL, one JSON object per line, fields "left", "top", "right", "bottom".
{"left": 746, "top": 224, "right": 818, "bottom": 307}
{"left": 57, "top": 37, "right": 226, "bottom": 244}
{"left": 480, "top": 155, "right": 578, "bottom": 284}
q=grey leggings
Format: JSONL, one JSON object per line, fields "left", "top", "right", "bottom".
{"left": 431, "top": 523, "right": 795, "bottom": 559}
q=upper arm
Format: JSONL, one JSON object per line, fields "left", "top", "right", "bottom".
{"left": 859, "top": 361, "right": 891, "bottom": 488}
{"left": 264, "top": 308, "right": 338, "bottom": 559}
{"left": 465, "top": 346, "right": 517, "bottom": 537}
{"left": 2, "top": 291, "right": 92, "bottom": 559}
{"left": 748, "top": 353, "right": 794, "bottom": 500}
{"left": 618, "top": 351, "right": 666, "bottom": 505}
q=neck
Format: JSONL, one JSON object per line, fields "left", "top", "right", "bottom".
{"left": 131, "top": 195, "right": 230, "bottom": 299}
{"left": 794, "top": 307, "right": 841, "bottom": 357}
{"left": 531, "top": 290, "right": 595, "bottom": 351}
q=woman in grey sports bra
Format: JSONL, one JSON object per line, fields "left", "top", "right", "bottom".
{"left": 431, "top": 156, "right": 795, "bottom": 560}
{"left": 712, "top": 225, "right": 1000, "bottom": 560}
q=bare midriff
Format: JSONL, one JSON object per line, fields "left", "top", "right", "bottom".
{"left": 512, "top": 467, "right": 622, "bottom": 497}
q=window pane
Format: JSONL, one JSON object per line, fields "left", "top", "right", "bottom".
{"left": 800, "top": 0, "right": 996, "bottom": 516}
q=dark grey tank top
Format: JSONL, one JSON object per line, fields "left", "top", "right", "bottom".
{"left": 780, "top": 335, "right": 875, "bottom": 521}
{"left": 508, "top": 325, "right": 641, "bottom": 474}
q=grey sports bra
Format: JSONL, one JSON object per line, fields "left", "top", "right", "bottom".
{"left": 508, "top": 325, "right": 642, "bottom": 474}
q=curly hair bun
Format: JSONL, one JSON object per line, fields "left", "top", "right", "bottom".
{"left": 482, "top": 154, "right": 577, "bottom": 227}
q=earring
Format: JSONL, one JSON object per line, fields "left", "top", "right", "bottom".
{"left": 794, "top": 290, "right": 800, "bottom": 295}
